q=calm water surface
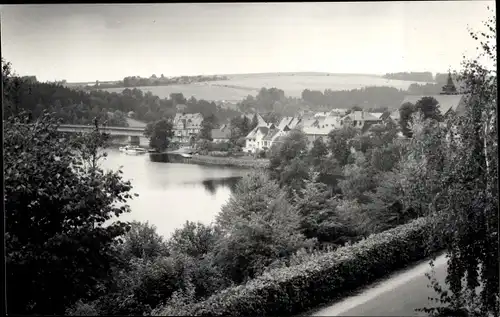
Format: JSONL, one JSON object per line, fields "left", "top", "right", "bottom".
{"left": 100, "top": 149, "right": 249, "bottom": 238}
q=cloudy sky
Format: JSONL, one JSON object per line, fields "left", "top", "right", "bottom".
{"left": 1, "top": 2, "right": 494, "bottom": 82}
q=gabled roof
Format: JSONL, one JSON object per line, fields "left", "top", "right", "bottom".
{"left": 245, "top": 125, "right": 270, "bottom": 139}
{"left": 341, "top": 111, "right": 381, "bottom": 122}
{"left": 320, "top": 115, "right": 341, "bottom": 128}
{"left": 298, "top": 118, "right": 320, "bottom": 128}
{"left": 277, "top": 116, "right": 294, "bottom": 130}
{"left": 370, "top": 112, "right": 384, "bottom": 119}
{"left": 401, "top": 94, "right": 466, "bottom": 115}
{"left": 288, "top": 117, "right": 302, "bottom": 130}
{"left": 263, "top": 129, "right": 280, "bottom": 141}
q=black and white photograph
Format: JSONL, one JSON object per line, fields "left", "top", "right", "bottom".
{"left": 1, "top": 2, "right": 497, "bottom": 316}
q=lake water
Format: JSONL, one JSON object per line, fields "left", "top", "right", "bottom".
{"left": 99, "top": 148, "right": 250, "bottom": 238}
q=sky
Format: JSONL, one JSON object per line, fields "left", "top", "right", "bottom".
{"left": 1, "top": 1, "right": 495, "bottom": 82}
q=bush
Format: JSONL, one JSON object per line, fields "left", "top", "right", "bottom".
{"left": 98, "top": 256, "right": 186, "bottom": 316}
{"left": 156, "top": 217, "right": 441, "bottom": 316}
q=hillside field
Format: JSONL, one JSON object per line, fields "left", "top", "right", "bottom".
{"left": 101, "top": 72, "right": 425, "bottom": 102}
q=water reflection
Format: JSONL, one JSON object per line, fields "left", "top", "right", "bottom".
{"left": 201, "top": 176, "right": 242, "bottom": 195}
{"left": 99, "top": 149, "right": 249, "bottom": 238}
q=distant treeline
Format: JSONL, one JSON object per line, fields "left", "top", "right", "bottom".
{"left": 88, "top": 74, "right": 229, "bottom": 89}
{"left": 383, "top": 72, "right": 434, "bottom": 82}
{"left": 2, "top": 59, "right": 238, "bottom": 126}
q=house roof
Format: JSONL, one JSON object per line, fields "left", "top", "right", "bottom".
{"left": 401, "top": 94, "right": 466, "bottom": 115}
{"left": 320, "top": 115, "right": 341, "bottom": 128}
{"left": 370, "top": 112, "right": 384, "bottom": 119}
{"left": 341, "top": 111, "right": 381, "bottom": 122}
{"left": 211, "top": 128, "right": 231, "bottom": 139}
{"left": 288, "top": 117, "right": 302, "bottom": 130}
{"left": 263, "top": 129, "right": 280, "bottom": 141}
{"left": 303, "top": 126, "right": 332, "bottom": 136}
{"left": 241, "top": 113, "right": 268, "bottom": 126}
{"left": 174, "top": 112, "right": 204, "bottom": 128}
{"left": 277, "top": 116, "right": 294, "bottom": 130}
{"left": 245, "top": 126, "right": 270, "bottom": 139}
{"left": 298, "top": 118, "right": 319, "bottom": 128}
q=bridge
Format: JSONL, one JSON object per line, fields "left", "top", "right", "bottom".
{"left": 57, "top": 124, "right": 146, "bottom": 145}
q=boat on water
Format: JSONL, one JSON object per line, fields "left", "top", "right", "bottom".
{"left": 119, "top": 145, "right": 148, "bottom": 155}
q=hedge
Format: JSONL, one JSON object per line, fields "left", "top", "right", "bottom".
{"left": 156, "top": 217, "right": 441, "bottom": 316}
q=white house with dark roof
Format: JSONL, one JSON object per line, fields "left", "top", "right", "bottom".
{"left": 244, "top": 124, "right": 276, "bottom": 153}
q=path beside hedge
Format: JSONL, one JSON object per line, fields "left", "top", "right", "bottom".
{"left": 156, "top": 217, "right": 445, "bottom": 316}
{"left": 311, "top": 252, "right": 448, "bottom": 316}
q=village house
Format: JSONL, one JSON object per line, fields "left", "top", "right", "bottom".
{"left": 244, "top": 123, "right": 276, "bottom": 153}
{"left": 340, "top": 111, "right": 382, "bottom": 130}
{"left": 302, "top": 126, "right": 331, "bottom": 148}
{"left": 211, "top": 124, "right": 231, "bottom": 143}
{"left": 172, "top": 112, "right": 204, "bottom": 144}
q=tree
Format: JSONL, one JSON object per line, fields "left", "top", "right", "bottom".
{"left": 118, "top": 221, "right": 169, "bottom": 260}
{"left": 418, "top": 11, "right": 498, "bottom": 317}
{"left": 4, "top": 112, "right": 135, "bottom": 315}
{"left": 399, "top": 101, "right": 416, "bottom": 137}
{"left": 269, "top": 129, "right": 310, "bottom": 193}
{"left": 198, "top": 114, "right": 216, "bottom": 141}
{"left": 414, "top": 96, "right": 442, "bottom": 121}
{"left": 309, "top": 137, "right": 328, "bottom": 167}
{"left": 214, "top": 171, "right": 314, "bottom": 283}
{"left": 168, "top": 221, "right": 221, "bottom": 258}
{"left": 294, "top": 173, "right": 354, "bottom": 244}
{"left": 327, "top": 126, "right": 358, "bottom": 167}
{"left": 144, "top": 119, "right": 173, "bottom": 152}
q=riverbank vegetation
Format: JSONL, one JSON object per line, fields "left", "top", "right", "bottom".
{"left": 4, "top": 11, "right": 497, "bottom": 317}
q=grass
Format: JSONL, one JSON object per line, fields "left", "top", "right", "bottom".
{"left": 101, "top": 73, "right": 422, "bottom": 101}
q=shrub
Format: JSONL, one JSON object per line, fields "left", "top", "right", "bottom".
{"left": 118, "top": 221, "right": 169, "bottom": 261}
{"left": 156, "top": 217, "right": 441, "bottom": 316}
{"left": 98, "top": 256, "right": 186, "bottom": 316}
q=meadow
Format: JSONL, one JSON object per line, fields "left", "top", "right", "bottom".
{"left": 102, "top": 73, "right": 426, "bottom": 101}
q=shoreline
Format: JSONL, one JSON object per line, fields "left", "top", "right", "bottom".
{"left": 149, "top": 152, "right": 269, "bottom": 169}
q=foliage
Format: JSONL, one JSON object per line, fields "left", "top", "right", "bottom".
{"left": 383, "top": 71, "right": 434, "bottom": 82}
{"left": 293, "top": 174, "right": 355, "bottom": 243}
{"left": 168, "top": 221, "right": 221, "bottom": 258}
{"left": 302, "top": 86, "right": 406, "bottom": 110}
{"left": 144, "top": 119, "right": 174, "bottom": 152}
{"left": 269, "top": 129, "right": 310, "bottom": 193}
{"left": 156, "top": 217, "right": 438, "bottom": 316}
{"left": 97, "top": 256, "right": 187, "bottom": 316}
{"left": 414, "top": 96, "right": 443, "bottom": 121}
{"left": 198, "top": 114, "right": 217, "bottom": 141}
{"left": 327, "top": 126, "right": 358, "bottom": 167}
{"left": 214, "top": 171, "right": 314, "bottom": 283}
{"left": 118, "top": 221, "right": 169, "bottom": 261}
{"left": 417, "top": 11, "right": 499, "bottom": 317}
{"left": 4, "top": 112, "right": 135, "bottom": 315}
{"left": 338, "top": 152, "right": 377, "bottom": 203}
{"left": 399, "top": 101, "right": 416, "bottom": 137}
{"left": 308, "top": 137, "right": 328, "bottom": 166}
